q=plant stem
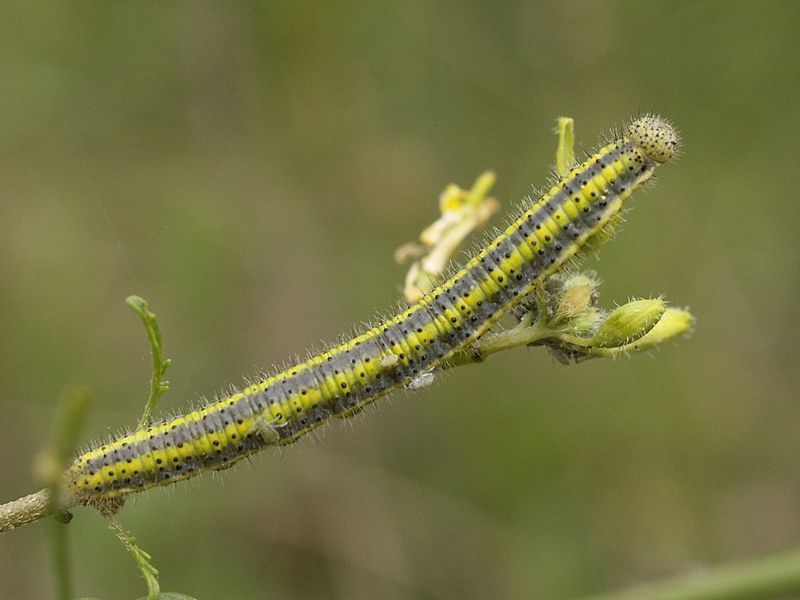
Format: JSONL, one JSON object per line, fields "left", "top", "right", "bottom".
{"left": 103, "top": 513, "right": 160, "bottom": 600}
{"left": 0, "top": 490, "right": 54, "bottom": 533}
{"left": 449, "top": 319, "right": 550, "bottom": 366}
{"left": 47, "top": 517, "right": 72, "bottom": 600}
{"left": 588, "top": 547, "right": 800, "bottom": 600}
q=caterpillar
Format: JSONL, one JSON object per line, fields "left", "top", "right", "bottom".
{"left": 67, "top": 114, "right": 679, "bottom": 506}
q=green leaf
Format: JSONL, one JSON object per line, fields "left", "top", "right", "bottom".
{"left": 555, "top": 116, "right": 575, "bottom": 177}
{"left": 126, "top": 295, "right": 171, "bottom": 427}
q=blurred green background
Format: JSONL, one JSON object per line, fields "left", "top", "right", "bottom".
{"left": 1, "top": 2, "right": 799, "bottom": 598}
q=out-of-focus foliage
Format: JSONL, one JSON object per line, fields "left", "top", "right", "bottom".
{"left": 1, "top": 2, "right": 798, "bottom": 598}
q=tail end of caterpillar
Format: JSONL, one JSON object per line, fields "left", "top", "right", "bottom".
{"left": 626, "top": 114, "right": 680, "bottom": 163}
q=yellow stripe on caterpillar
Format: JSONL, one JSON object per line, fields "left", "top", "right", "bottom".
{"left": 68, "top": 114, "right": 679, "bottom": 504}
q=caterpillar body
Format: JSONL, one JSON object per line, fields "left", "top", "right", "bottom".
{"left": 67, "top": 115, "right": 679, "bottom": 505}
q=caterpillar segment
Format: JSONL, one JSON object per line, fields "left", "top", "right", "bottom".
{"left": 68, "top": 115, "right": 678, "bottom": 504}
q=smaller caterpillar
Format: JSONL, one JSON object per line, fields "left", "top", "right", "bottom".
{"left": 66, "top": 114, "right": 679, "bottom": 506}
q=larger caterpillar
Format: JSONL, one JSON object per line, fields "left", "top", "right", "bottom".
{"left": 67, "top": 115, "right": 679, "bottom": 506}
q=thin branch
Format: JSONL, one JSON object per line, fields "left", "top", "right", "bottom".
{"left": 0, "top": 490, "right": 55, "bottom": 533}
{"left": 103, "top": 512, "right": 160, "bottom": 600}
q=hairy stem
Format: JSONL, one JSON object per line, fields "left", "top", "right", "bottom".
{"left": 103, "top": 512, "right": 160, "bottom": 599}
{"left": 449, "top": 319, "right": 549, "bottom": 366}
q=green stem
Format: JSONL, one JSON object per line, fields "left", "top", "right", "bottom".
{"left": 588, "top": 547, "right": 800, "bottom": 600}
{"left": 39, "top": 386, "right": 90, "bottom": 600}
{"left": 47, "top": 517, "right": 71, "bottom": 600}
{"left": 103, "top": 513, "right": 160, "bottom": 600}
{"left": 449, "top": 320, "right": 551, "bottom": 366}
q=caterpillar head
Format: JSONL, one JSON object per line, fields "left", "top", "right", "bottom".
{"left": 626, "top": 114, "right": 679, "bottom": 163}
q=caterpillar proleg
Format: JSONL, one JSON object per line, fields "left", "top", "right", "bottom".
{"left": 67, "top": 115, "right": 679, "bottom": 505}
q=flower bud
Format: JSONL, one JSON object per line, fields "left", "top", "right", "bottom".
{"left": 624, "top": 307, "right": 694, "bottom": 351}
{"left": 569, "top": 307, "right": 603, "bottom": 336}
{"left": 591, "top": 298, "right": 666, "bottom": 348}
{"left": 555, "top": 272, "right": 601, "bottom": 320}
